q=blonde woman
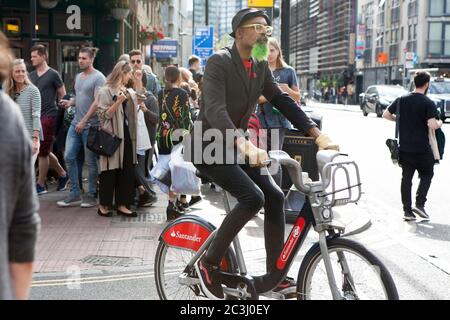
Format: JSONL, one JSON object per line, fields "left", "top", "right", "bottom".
{"left": 5, "top": 59, "right": 42, "bottom": 162}
{"left": 96, "top": 61, "right": 140, "bottom": 217}
{"left": 257, "top": 37, "right": 301, "bottom": 186}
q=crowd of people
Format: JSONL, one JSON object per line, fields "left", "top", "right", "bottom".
{"left": 4, "top": 41, "right": 208, "bottom": 221}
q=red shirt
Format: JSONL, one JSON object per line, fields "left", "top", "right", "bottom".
{"left": 242, "top": 59, "right": 253, "bottom": 79}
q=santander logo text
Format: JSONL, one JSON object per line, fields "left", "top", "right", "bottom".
{"left": 170, "top": 230, "right": 202, "bottom": 243}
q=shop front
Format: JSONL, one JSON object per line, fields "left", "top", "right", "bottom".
{"left": 0, "top": 0, "right": 120, "bottom": 91}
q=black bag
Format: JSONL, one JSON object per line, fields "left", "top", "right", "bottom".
{"left": 385, "top": 98, "right": 401, "bottom": 165}
{"left": 386, "top": 138, "right": 399, "bottom": 163}
{"left": 436, "top": 127, "right": 445, "bottom": 159}
{"left": 87, "top": 126, "right": 122, "bottom": 157}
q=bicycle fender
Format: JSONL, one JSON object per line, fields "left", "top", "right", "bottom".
{"left": 159, "top": 215, "right": 218, "bottom": 252}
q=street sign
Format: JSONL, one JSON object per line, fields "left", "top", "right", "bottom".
{"left": 151, "top": 39, "right": 178, "bottom": 60}
{"left": 405, "top": 61, "right": 414, "bottom": 69}
{"left": 193, "top": 26, "right": 214, "bottom": 67}
{"left": 405, "top": 51, "right": 415, "bottom": 68}
{"left": 248, "top": 0, "right": 274, "bottom": 7}
{"left": 405, "top": 52, "right": 415, "bottom": 61}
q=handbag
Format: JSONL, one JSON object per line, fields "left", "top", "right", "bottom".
{"left": 87, "top": 124, "right": 122, "bottom": 157}
{"left": 429, "top": 128, "right": 440, "bottom": 161}
{"left": 385, "top": 98, "right": 401, "bottom": 165}
{"left": 436, "top": 127, "right": 445, "bottom": 159}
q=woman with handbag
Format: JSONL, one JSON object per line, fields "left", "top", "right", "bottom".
{"left": 96, "top": 61, "right": 139, "bottom": 217}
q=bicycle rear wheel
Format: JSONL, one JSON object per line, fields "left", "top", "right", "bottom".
{"left": 155, "top": 241, "right": 237, "bottom": 300}
{"left": 297, "top": 237, "right": 398, "bottom": 300}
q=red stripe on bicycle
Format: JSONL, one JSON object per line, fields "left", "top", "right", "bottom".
{"left": 276, "top": 217, "right": 306, "bottom": 270}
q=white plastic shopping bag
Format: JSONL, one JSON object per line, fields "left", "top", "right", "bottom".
{"left": 150, "top": 154, "right": 171, "bottom": 194}
{"left": 169, "top": 144, "right": 201, "bottom": 195}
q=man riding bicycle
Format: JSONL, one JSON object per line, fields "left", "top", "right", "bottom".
{"left": 188, "top": 8, "right": 339, "bottom": 299}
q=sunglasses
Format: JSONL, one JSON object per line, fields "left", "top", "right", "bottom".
{"left": 131, "top": 59, "right": 142, "bottom": 64}
{"left": 240, "top": 24, "right": 273, "bottom": 36}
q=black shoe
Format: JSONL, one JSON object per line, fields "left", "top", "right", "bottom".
{"left": 138, "top": 192, "right": 158, "bottom": 208}
{"left": 413, "top": 206, "right": 430, "bottom": 220}
{"left": 56, "top": 175, "right": 69, "bottom": 191}
{"left": 117, "top": 209, "right": 138, "bottom": 218}
{"left": 273, "top": 276, "right": 297, "bottom": 299}
{"left": 189, "top": 196, "right": 202, "bottom": 207}
{"left": 97, "top": 208, "right": 113, "bottom": 218}
{"left": 176, "top": 199, "right": 189, "bottom": 212}
{"left": 195, "top": 257, "right": 224, "bottom": 299}
{"left": 403, "top": 210, "right": 417, "bottom": 221}
{"left": 166, "top": 201, "right": 184, "bottom": 220}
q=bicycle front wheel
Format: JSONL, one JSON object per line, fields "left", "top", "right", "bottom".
{"left": 297, "top": 237, "right": 399, "bottom": 300}
{"left": 155, "top": 241, "right": 237, "bottom": 300}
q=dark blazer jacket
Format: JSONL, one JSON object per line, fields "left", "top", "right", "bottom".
{"left": 187, "top": 43, "right": 316, "bottom": 164}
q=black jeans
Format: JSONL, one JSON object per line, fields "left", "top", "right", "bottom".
{"left": 99, "top": 125, "right": 135, "bottom": 208}
{"left": 399, "top": 150, "right": 434, "bottom": 212}
{"left": 195, "top": 163, "right": 285, "bottom": 273}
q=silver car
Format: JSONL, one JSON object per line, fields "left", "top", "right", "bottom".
{"left": 361, "top": 85, "right": 408, "bottom": 117}
{"left": 408, "top": 77, "right": 450, "bottom": 122}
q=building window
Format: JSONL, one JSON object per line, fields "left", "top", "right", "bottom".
{"left": 391, "top": 1, "right": 400, "bottom": 23}
{"left": 428, "top": 22, "right": 450, "bottom": 56}
{"left": 429, "top": 0, "right": 450, "bottom": 16}
{"left": 389, "top": 44, "right": 398, "bottom": 60}
{"left": 378, "top": 0, "right": 385, "bottom": 26}
{"left": 364, "top": 49, "right": 372, "bottom": 66}
{"left": 408, "top": 0, "right": 418, "bottom": 17}
{"left": 407, "top": 40, "right": 417, "bottom": 52}
{"left": 409, "top": 24, "right": 417, "bottom": 41}
{"left": 376, "top": 33, "right": 384, "bottom": 47}
{"left": 366, "top": 35, "right": 372, "bottom": 49}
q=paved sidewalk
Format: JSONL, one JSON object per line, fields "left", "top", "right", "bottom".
{"left": 34, "top": 179, "right": 370, "bottom": 278}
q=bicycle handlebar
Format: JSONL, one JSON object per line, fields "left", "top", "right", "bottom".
{"left": 268, "top": 150, "right": 313, "bottom": 194}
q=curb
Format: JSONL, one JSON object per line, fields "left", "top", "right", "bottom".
{"left": 307, "top": 101, "right": 362, "bottom": 113}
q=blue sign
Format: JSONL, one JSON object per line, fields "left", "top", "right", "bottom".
{"left": 193, "top": 26, "right": 214, "bottom": 67}
{"left": 151, "top": 39, "right": 178, "bottom": 59}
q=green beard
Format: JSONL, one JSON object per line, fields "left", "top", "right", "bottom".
{"left": 251, "top": 39, "right": 269, "bottom": 62}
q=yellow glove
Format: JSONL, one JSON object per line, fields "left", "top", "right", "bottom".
{"left": 315, "top": 133, "right": 340, "bottom": 151}
{"left": 237, "top": 140, "right": 269, "bottom": 167}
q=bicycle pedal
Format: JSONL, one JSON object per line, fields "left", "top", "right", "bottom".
{"left": 178, "top": 272, "right": 200, "bottom": 286}
{"left": 216, "top": 272, "right": 258, "bottom": 300}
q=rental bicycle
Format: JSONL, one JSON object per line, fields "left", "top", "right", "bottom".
{"left": 154, "top": 150, "right": 399, "bottom": 300}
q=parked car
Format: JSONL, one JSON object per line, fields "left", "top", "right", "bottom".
{"left": 361, "top": 85, "right": 408, "bottom": 117}
{"left": 408, "top": 76, "right": 450, "bottom": 122}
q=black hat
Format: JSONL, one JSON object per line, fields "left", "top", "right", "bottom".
{"left": 230, "top": 8, "right": 271, "bottom": 38}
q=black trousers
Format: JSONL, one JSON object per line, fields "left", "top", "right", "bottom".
{"left": 145, "top": 143, "right": 156, "bottom": 174}
{"left": 195, "top": 163, "right": 285, "bottom": 273}
{"left": 399, "top": 150, "right": 434, "bottom": 211}
{"left": 99, "top": 126, "right": 135, "bottom": 208}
